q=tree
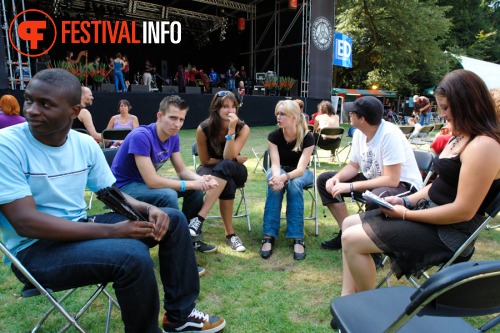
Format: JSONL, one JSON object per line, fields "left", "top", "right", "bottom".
{"left": 335, "top": 0, "right": 453, "bottom": 95}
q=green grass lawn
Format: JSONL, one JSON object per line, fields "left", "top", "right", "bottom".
{"left": 0, "top": 125, "right": 499, "bottom": 332}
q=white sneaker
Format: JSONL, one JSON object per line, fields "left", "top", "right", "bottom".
{"left": 225, "top": 235, "right": 246, "bottom": 252}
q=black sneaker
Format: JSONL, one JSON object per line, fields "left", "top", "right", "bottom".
{"left": 225, "top": 235, "right": 246, "bottom": 252}
{"left": 198, "top": 266, "right": 206, "bottom": 277}
{"left": 194, "top": 241, "right": 217, "bottom": 254}
{"left": 163, "top": 308, "right": 226, "bottom": 333}
{"left": 188, "top": 217, "right": 203, "bottom": 237}
{"left": 320, "top": 232, "right": 342, "bottom": 250}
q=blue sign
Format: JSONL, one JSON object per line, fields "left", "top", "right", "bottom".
{"left": 333, "top": 32, "right": 352, "bottom": 68}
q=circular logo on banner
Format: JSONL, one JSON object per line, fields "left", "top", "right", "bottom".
{"left": 312, "top": 16, "right": 333, "bottom": 51}
{"left": 8, "top": 9, "right": 57, "bottom": 57}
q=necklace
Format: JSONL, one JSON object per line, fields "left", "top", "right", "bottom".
{"left": 450, "top": 135, "right": 464, "bottom": 151}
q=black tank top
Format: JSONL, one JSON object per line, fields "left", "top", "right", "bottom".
{"left": 72, "top": 117, "right": 85, "bottom": 130}
{"left": 429, "top": 154, "right": 500, "bottom": 215}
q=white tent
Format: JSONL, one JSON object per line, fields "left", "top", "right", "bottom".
{"left": 452, "top": 54, "right": 500, "bottom": 89}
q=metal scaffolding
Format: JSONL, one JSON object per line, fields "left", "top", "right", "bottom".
{"left": 1, "top": 0, "right": 33, "bottom": 90}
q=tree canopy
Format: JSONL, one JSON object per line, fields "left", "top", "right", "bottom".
{"left": 334, "top": 0, "right": 499, "bottom": 95}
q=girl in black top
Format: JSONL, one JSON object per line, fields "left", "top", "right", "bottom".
{"left": 193, "top": 91, "right": 250, "bottom": 252}
{"left": 339, "top": 69, "right": 500, "bottom": 297}
{"left": 261, "top": 100, "right": 315, "bottom": 260}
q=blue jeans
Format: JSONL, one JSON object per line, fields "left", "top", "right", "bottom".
{"left": 228, "top": 79, "right": 235, "bottom": 90}
{"left": 12, "top": 208, "right": 198, "bottom": 333}
{"left": 120, "top": 181, "right": 203, "bottom": 221}
{"left": 419, "top": 111, "right": 431, "bottom": 126}
{"left": 114, "top": 70, "right": 127, "bottom": 92}
{"left": 262, "top": 168, "right": 313, "bottom": 239}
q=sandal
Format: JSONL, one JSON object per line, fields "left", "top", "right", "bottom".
{"left": 260, "top": 237, "right": 275, "bottom": 259}
{"left": 293, "top": 239, "right": 306, "bottom": 260}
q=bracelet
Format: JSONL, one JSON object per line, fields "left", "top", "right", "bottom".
{"left": 180, "top": 180, "right": 186, "bottom": 192}
{"left": 402, "top": 208, "right": 408, "bottom": 220}
{"left": 225, "top": 133, "right": 236, "bottom": 141}
{"left": 350, "top": 183, "right": 355, "bottom": 202}
{"left": 146, "top": 205, "right": 153, "bottom": 216}
{"left": 286, "top": 173, "right": 291, "bottom": 183}
{"left": 402, "top": 196, "right": 410, "bottom": 209}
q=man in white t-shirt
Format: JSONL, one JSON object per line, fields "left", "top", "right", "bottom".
{"left": 317, "top": 96, "right": 423, "bottom": 251}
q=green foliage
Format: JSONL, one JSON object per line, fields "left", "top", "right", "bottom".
{"left": 336, "top": 0, "right": 453, "bottom": 95}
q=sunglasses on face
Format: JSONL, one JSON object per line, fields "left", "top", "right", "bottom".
{"left": 348, "top": 111, "right": 362, "bottom": 118}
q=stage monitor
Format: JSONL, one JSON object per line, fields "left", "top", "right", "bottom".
{"left": 161, "top": 85, "right": 179, "bottom": 93}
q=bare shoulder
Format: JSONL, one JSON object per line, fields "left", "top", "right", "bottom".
{"left": 468, "top": 135, "right": 500, "bottom": 151}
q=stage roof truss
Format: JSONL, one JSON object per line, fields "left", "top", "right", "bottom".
{"left": 192, "top": 0, "right": 254, "bottom": 13}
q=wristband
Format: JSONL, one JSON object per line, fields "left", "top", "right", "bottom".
{"left": 225, "top": 133, "right": 236, "bottom": 141}
{"left": 402, "top": 196, "right": 410, "bottom": 209}
{"left": 146, "top": 205, "right": 153, "bottom": 216}
{"left": 180, "top": 180, "right": 186, "bottom": 192}
{"left": 286, "top": 173, "right": 291, "bottom": 183}
{"left": 350, "top": 183, "right": 355, "bottom": 202}
{"left": 403, "top": 208, "right": 408, "bottom": 220}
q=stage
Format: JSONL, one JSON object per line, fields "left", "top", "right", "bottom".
{"left": 1, "top": 89, "right": 324, "bottom": 131}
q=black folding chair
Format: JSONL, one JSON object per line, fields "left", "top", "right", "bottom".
{"left": 100, "top": 129, "right": 132, "bottom": 148}
{"left": 0, "top": 236, "right": 120, "bottom": 332}
{"left": 331, "top": 260, "right": 500, "bottom": 333}
{"left": 263, "top": 148, "right": 319, "bottom": 236}
{"left": 315, "top": 127, "right": 344, "bottom": 166}
{"left": 377, "top": 191, "right": 500, "bottom": 289}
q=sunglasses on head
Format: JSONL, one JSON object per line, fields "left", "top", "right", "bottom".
{"left": 216, "top": 90, "right": 233, "bottom": 97}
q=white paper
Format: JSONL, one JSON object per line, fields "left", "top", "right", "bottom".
{"left": 362, "top": 190, "right": 395, "bottom": 210}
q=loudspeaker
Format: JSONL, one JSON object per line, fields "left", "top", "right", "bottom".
{"left": 131, "top": 84, "right": 150, "bottom": 93}
{"left": 161, "top": 85, "right": 179, "bottom": 93}
{"left": 253, "top": 86, "right": 265, "bottom": 96}
{"left": 185, "top": 86, "right": 201, "bottom": 94}
{"left": 212, "top": 87, "right": 226, "bottom": 94}
{"left": 161, "top": 61, "right": 168, "bottom": 81}
{"left": 101, "top": 83, "right": 115, "bottom": 92}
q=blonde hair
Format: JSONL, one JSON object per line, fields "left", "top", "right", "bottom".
{"left": 0, "top": 95, "right": 21, "bottom": 116}
{"left": 275, "top": 100, "right": 307, "bottom": 152}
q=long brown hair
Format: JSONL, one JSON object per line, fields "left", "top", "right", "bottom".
{"left": 434, "top": 69, "right": 500, "bottom": 144}
{"left": 206, "top": 91, "right": 244, "bottom": 155}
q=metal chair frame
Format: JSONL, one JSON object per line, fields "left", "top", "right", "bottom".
{"left": 314, "top": 127, "right": 345, "bottom": 167}
{"left": 377, "top": 191, "right": 500, "bottom": 289}
{"left": 191, "top": 142, "right": 251, "bottom": 231}
{"left": 100, "top": 128, "right": 132, "bottom": 148}
{"left": 0, "top": 237, "right": 120, "bottom": 333}
{"left": 331, "top": 261, "right": 500, "bottom": 333}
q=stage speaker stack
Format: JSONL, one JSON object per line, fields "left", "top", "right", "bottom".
{"left": 212, "top": 87, "right": 226, "bottom": 94}
{"left": 161, "top": 85, "right": 179, "bottom": 93}
{"left": 185, "top": 86, "right": 201, "bottom": 94}
{"left": 100, "top": 83, "right": 115, "bottom": 92}
{"left": 131, "top": 84, "right": 150, "bottom": 93}
{"left": 253, "top": 85, "right": 265, "bottom": 96}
